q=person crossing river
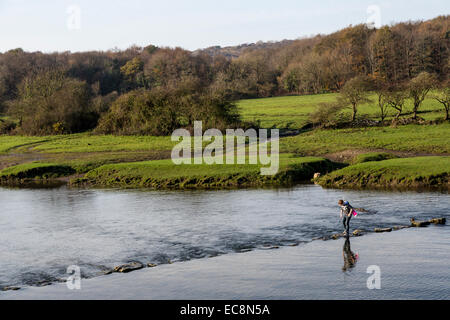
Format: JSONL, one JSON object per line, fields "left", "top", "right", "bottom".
{"left": 338, "top": 200, "right": 357, "bottom": 236}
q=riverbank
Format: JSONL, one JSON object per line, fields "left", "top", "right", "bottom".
{"left": 0, "top": 155, "right": 338, "bottom": 189}
{"left": 2, "top": 154, "right": 449, "bottom": 190}
{"left": 3, "top": 226, "right": 449, "bottom": 300}
{"left": 71, "top": 155, "right": 337, "bottom": 189}
{"left": 1, "top": 123, "right": 449, "bottom": 190}
{"left": 317, "top": 156, "right": 450, "bottom": 190}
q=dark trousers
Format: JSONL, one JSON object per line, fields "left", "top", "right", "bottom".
{"left": 343, "top": 215, "right": 352, "bottom": 234}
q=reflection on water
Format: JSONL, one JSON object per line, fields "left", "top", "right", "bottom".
{"left": 342, "top": 237, "right": 358, "bottom": 272}
{"left": 0, "top": 184, "right": 449, "bottom": 288}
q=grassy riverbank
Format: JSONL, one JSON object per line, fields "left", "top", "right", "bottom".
{"left": 1, "top": 92, "right": 449, "bottom": 189}
{"left": 317, "top": 156, "right": 450, "bottom": 189}
{"left": 71, "top": 155, "right": 337, "bottom": 189}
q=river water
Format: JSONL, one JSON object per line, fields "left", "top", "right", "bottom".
{"left": 0, "top": 184, "right": 449, "bottom": 289}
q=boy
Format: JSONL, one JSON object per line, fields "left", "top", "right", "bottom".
{"left": 338, "top": 199, "right": 354, "bottom": 236}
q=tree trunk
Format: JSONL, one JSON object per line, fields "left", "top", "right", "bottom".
{"left": 352, "top": 104, "right": 357, "bottom": 122}
{"left": 413, "top": 102, "right": 419, "bottom": 119}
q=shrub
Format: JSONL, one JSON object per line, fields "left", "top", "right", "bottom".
{"left": 8, "top": 71, "right": 97, "bottom": 135}
{"left": 0, "top": 119, "right": 17, "bottom": 134}
{"left": 95, "top": 87, "right": 241, "bottom": 135}
{"left": 309, "top": 102, "right": 346, "bottom": 128}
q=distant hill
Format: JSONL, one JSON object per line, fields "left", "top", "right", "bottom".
{"left": 194, "top": 40, "right": 295, "bottom": 58}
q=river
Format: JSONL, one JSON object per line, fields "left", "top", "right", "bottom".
{"left": 0, "top": 184, "right": 449, "bottom": 289}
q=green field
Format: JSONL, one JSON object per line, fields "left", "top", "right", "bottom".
{"left": 238, "top": 93, "right": 445, "bottom": 129}
{"left": 238, "top": 94, "right": 334, "bottom": 129}
{"left": 280, "top": 123, "right": 450, "bottom": 155}
{"left": 0, "top": 136, "right": 53, "bottom": 153}
{"left": 1, "top": 92, "right": 449, "bottom": 189}
{"left": 0, "top": 134, "right": 174, "bottom": 154}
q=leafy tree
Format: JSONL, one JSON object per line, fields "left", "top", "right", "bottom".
{"left": 120, "top": 57, "right": 144, "bottom": 78}
{"left": 8, "top": 71, "right": 95, "bottom": 135}
{"left": 338, "top": 75, "right": 371, "bottom": 122}
{"left": 95, "top": 87, "right": 240, "bottom": 135}
{"left": 120, "top": 57, "right": 147, "bottom": 90}
{"left": 408, "top": 72, "right": 438, "bottom": 119}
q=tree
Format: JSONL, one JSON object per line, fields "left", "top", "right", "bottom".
{"left": 376, "top": 90, "right": 390, "bottom": 122}
{"left": 432, "top": 82, "right": 450, "bottom": 120}
{"left": 8, "top": 71, "right": 95, "bottom": 135}
{"left": 408, "top": 72, "right": 437, "bottom": 119}
{"left": 95, "top": 87, "right": 240, "bottom": 135}
{"left": 338, "top": 76, "right": 371, "bottom": 122}
{"left": 120, "top": 57, "right": 144, "bottom": 79}
{"left": 120, "top": 57, "right": 146, "bottom": 90}
{"left": 385, "top": 89, "right": 408, "bottom": 121}
{"left": 372, "top": 78, "right": 390, "bottom": 122}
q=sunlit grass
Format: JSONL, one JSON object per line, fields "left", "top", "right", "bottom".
{"left": 238, "top": 93, "right": 446, "bottom": 129}
{"left": 280, "top": 123, "right": 450, "bottom": 155}
{"left": 75, "top": 155, "right": 335, "bottom": 188}
{"left": 318, "top": 156, "right": 450, "bottom": 189}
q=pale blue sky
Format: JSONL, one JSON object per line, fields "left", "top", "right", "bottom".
{"left": 0, "top": 0, "right": 448, "bottom": 53}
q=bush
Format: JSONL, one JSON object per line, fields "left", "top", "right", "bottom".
{"left": 309, "top": 102, "right": 346, "bottom": 128}
{"left": 7, "top": 71, "right": 97, "bottom": 135}
{"left": 0, "top": 119, "right": 17, "bottom": 134}
{"left": 95, "top": 87, "right": 241, "bottom": 135}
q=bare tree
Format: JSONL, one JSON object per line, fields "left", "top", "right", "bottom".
{"left": 432, "top": 83, "right": 450, "bottom": 120}
{"left": 385, "top": 89, "right": 408, "bottom": 121}
{"left": 372, "top": 78, "right": 391, "bottom": 122}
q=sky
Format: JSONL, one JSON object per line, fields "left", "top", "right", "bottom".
{"left": 0, "top": 0, "right": 449, "bottom": 53}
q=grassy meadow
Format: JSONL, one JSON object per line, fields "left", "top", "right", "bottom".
{"left": 0, "top": 134, "right": 175, "bottom": 154}
{"left": 280, "top": 123, "right": 450, "bottom": 155}
{"left": 238, "top": 92, "right": 446, "bottom": 129}
{"left": 1, "top": 92, "right": 449, "bottom": 189}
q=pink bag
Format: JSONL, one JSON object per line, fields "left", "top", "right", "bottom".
{"left": 353, "top": 210, "right": 358, "bottom": 217}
